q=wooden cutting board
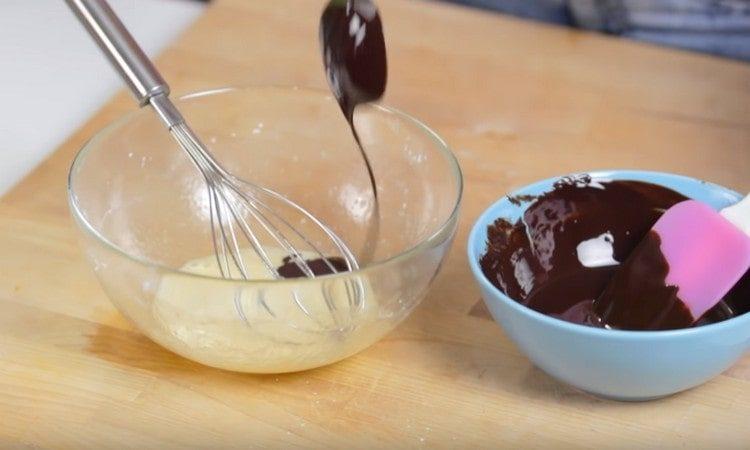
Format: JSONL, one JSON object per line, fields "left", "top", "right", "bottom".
{"left": 2, "top": 0, "right": 750, "bottom": 447}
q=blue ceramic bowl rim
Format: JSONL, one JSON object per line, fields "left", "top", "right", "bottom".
{"left": 467, "top": 169, "right": 750, "bottom": 340}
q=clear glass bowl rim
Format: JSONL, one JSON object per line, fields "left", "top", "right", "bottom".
{"left": 67, "top": 85, "right": 464, "bottom": 286}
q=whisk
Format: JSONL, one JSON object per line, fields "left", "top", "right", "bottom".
{"left": 66, "top": 0, "right": 360, "bottom": 290}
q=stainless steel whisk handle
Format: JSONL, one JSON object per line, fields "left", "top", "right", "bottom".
{"left": 65, "top": 0, "right": 168, "bottom": 105}
{"left": 65, "top": 0, "right": 184, "bottom": 127}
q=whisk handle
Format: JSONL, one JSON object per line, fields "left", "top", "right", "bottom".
{"left": 64, "top": 0, "right": 170, "bottom": 106}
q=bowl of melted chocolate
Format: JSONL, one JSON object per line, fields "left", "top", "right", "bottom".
{"left": 468, "top": 171, "right": 750, "bottom": 400}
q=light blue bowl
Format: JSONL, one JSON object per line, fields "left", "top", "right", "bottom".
{"left": 467, "top": 170, "right": 750, "bottom": 401}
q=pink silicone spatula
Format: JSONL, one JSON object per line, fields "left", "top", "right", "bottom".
{"left": 595, "top": 195, "right": 750, "bottom": 330}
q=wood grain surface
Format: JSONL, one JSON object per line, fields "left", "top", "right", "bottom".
{"left": 1, "top": 0, "right": 750, "bottom": 447}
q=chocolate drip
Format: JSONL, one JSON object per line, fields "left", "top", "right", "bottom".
{"left": 320, "top": 0, "right": 387, "bottom": 199}
{"left": 277, "top": 256, "right": 349, "bottom": 279}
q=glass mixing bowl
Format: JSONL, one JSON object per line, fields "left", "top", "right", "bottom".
{"left": 68, "top": 86, "right": 462, "bottom": 373}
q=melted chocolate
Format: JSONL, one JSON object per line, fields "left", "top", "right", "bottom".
{"left": 507, "top": 194, "right": 537, "bottom": 206}
{"left": 479, "top": 176, "right": 750, "bottom": 329}
{"left": 320, "top": 0, "right": 387, "bottom": 198}
{"left": 594, "top": 231, "right": 693, "bottom": 330}
{"left": 277, "top": 256, "right": 349, "bottom": 278}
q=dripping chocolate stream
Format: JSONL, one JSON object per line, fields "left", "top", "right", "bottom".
{"left": 320, "top": 0, "right": 386, "bottom": 201}
{"left": 320, "top": 0, "right": 387, "bottom": 263}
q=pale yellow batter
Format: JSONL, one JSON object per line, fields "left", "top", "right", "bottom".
{"left": 146, "top": 248, "right": 392, "bottom": 373}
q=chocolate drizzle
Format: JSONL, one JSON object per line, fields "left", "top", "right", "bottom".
{"left": 479, "top": 176, "right": 749, "bottom": 330}
{"left": 320, "top": 0, "right": 387, "bottom": 199}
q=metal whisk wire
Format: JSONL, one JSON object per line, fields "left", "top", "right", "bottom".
{"left": 171, "top": 122, "right": 364, "bottom": 330}
{"left": 66, "top": 0, "right": 364, "bottom": 329}
{"left": 170, "top": 122, "right": 359, "bottom": 281}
